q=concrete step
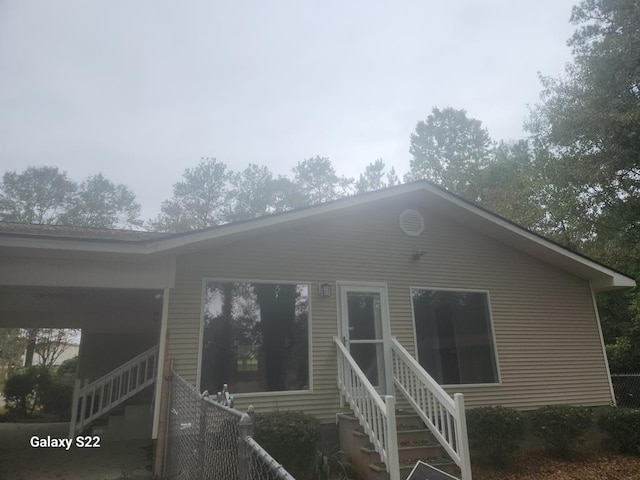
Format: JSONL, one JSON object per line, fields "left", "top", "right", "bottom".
{"left": 337, "top": 411, "right": 459, "bottom": 480}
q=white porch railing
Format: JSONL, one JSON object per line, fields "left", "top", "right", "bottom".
{"left": 391, "top": 338, "right": 472, "bottom": 480}
{"left": 334, "top": 337, "right": 400, "bottom": 480}
{"left": 69, "top": 345, "right": 159, "bottom": 438}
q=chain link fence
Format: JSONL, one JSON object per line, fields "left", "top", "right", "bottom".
{"left": 164, "top": 370, "right": 296, "bottom": 480}
{"left": 611, "top": 374, "right": 640, "bottom": 408}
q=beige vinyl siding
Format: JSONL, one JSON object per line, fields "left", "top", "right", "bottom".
{"left": 165, "top": 197, "right": 612, "bottom": 421}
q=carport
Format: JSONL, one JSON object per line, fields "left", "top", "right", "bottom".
{"left": 0, "top": 222, "right": 176, "bottom": 456}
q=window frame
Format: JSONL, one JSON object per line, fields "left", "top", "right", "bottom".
{"left": 197, "top": 277, "right": 314, "bottom": 397}
{"left": 409, "top": 286, "right": 502, "bottom": 388}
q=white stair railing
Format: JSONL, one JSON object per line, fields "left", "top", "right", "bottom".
{"left": 69, "top": 345, "right": 159, "bottom": 438}
{"left": 334, "top": 337, "right": 400, "bottom": 480}
{"left": 391, "top": 338, "right": 472, "bottom": 480}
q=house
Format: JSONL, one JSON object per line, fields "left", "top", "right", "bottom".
{"left": 20, "top": 340, "right": 80, "bottom": 367}
{"left": 0, "top": 181, "right": 634, "bottom": 479}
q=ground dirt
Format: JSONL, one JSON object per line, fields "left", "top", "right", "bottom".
{"left": 0, "top": 422, "right": 152, "bottom": 480}
{"left": 472, "top": 450, "right": 640, "bottom": 480}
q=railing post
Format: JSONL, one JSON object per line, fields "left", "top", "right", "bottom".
{"left": 238, "top": 407, "right": 255, "bottom": 480}
{"left": 78, "top": 378, "right": 89, "bottom": 431}
{"left": 68, "top": 378, "right": 81, "bottom": 439}
{"left": 384, "top": 395, "right": 400, "bottom": 480}
{"left": 454, "top": 393, "right": 472, "bottom": 480}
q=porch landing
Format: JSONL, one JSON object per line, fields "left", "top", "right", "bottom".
{"left": 0, "top": 422, "right": 152, "bottom": 480}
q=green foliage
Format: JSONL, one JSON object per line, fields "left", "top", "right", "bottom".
{"left": 406, "top": 107, "right": 492, "bottom": 202}
{"left": 2, "top": 365, "right": 51, "bottom": 417}
{"left": 40, "top": 377, "right": 74, "bottom": 419}
{"left": 63, "top": 173, "right": 141, "bottom": 228}
{"left": 529, "top": 405, "right": 593, "bottom": 459}
{"left": 598, "top": 407, "right": 640, "bottom": 454}
{"left": 0, "top": 166, "right": 141, "bottom": 228}
{"left": 153, "top": 158, "right": 232, "bottom": 232}
{"left": 313, "top": 445, "right": 357, "bottom": 480}
{"left": 0, "top": 328, "right": 27, "bottom": 371}
{"left": 479, "top": 140, "right": 546, "bottom": 231}
{"left": 152, "top": 156, "right": 354, "bottom": 232}
{"left": 524, "top": 0, "right": 640, "bottom": 364}
{"left": 228, "top": 164, "right": 304, "bottom": 221}
{"left": 292, "top": 156, "right": 353, "bottom": 204}
{"left": 355, "top": 159, "right": 398, "bottom": 194}
{"left": 56, "top": 356, "right": 78, "bottom": 381}
{"left": 607, "top": 337, "right": 636, "bottom": 373}
{"left": 2, "top": 360, "right": 74, "bottom": 420}
{"left": 39, "top": 356, "right": 77, "bottom": 420}
{"left": 466, "top": 406, "right": 525, "bottom": 467}
{"left": 0, "top": 166, "right": 76, "bottom": 224}
{"left": 253, "top": 411, "right": 320, "bottom": 479}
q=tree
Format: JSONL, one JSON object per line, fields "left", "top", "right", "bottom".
{"left": 33, "top": 329, "right": 79, "bottom": 368}
{"left": 0, "top": 329, "right": 26, "bottom": 372}
{"left": 152, "top": 158, "right": 232, "bottom": 232}
{"left": 527, "top": 0, "right": 640, "bottom": 371}
{"left": 355, "top": 159, "right": 400, "bottom": 193}
{"left": 62, "top": 174, "right": 141, "bottom": 229}
{"left": 227, "top": 164, "right": 304, "bottom": 221}
{"left": 0, "top": 166, "right": 142, "bottom": 229}
{"left": 479, "top": 140, "right": 547, "bottom": 232}
{"left": 0, "top": 167, "right": 75, "bottom": 224}
{"left": 528, "top": 0, "right": 640, "bottom": 252}
{"left": 292, "top": 156, "right": 353, "bottom": 204}
{"left": 406, "top": 107, "right": 493, "bottom": 201}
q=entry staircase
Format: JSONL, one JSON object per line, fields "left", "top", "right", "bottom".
{"left": 69, "top": 345, "right": 159, "bottom": 438}
{"left": 334, "top": 337, "right": 472, "bottom": 480}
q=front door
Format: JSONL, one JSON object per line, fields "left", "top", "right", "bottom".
{"left": 339, "top": 283, "right": 391, "bottom": 394}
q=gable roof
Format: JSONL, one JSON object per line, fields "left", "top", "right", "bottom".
{"left": 0, "top": 181, "right": 635, "bottom": 291}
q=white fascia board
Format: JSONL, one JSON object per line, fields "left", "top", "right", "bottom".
{"left": 0, "top": 235, "right": 149, "bottom": 255}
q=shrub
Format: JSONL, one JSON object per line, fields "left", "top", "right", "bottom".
{"left": 41, "top": 378, "right": 74, "bottom": 419}
{"left": 466, "top": 406, "right": 525, "bottom": 467}
{"left": 253, "top": 411, "right": 320, "bottom": 479}
{"left": 2, "top": 365, "right": 51, "bottom": 417}
{"left": 529, "top": 405, "right": 593, "bottom": 459}
{"left": 598, "top": 407, "right": 640, "bottom": 454}
{"left": 56, "top": 356, "right": 78, "bottom": 381}
{"left": 39, "top": 357, "right": 77, "bottom": 419}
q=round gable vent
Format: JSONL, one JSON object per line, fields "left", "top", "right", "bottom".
{"left": 399, "top": 209, "right": 424, "bottom": 236}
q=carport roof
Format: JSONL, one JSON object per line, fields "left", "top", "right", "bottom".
{"left": 0, "top": 221, "right": 171, "bottom": 241}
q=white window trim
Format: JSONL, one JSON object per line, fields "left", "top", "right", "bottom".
{"left": 197, "top": 277, "right": 314, "bottom": 396}
{"left": 409, "top": 286, "right": 502, "bottom": 387}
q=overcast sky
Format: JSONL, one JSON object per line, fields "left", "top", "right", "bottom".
{"left": 0, "top": 1, "right": 577, "bottom": 220}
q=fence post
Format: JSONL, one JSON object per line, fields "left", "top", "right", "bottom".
{"left": 238, "top": 406, "right": 255, "bottom": 480}
{"left": 197, "top": 395, "right": 207, "bottom": 480}
{"left": 153, "top": 358, "right": 173, "bottom": 479}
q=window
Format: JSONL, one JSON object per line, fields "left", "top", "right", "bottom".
{"left": 200, "top": 281, "right": 309, "bottom": 394}
{"left": 411, "top": 289, "right": 498, "bottom": 385}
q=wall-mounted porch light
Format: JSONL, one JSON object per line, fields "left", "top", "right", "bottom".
{"left": 319, "top": 283, "right": 332, "bottom": 297}
{"left": 412, "top": 250, "right": 427, "bottom": 261}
